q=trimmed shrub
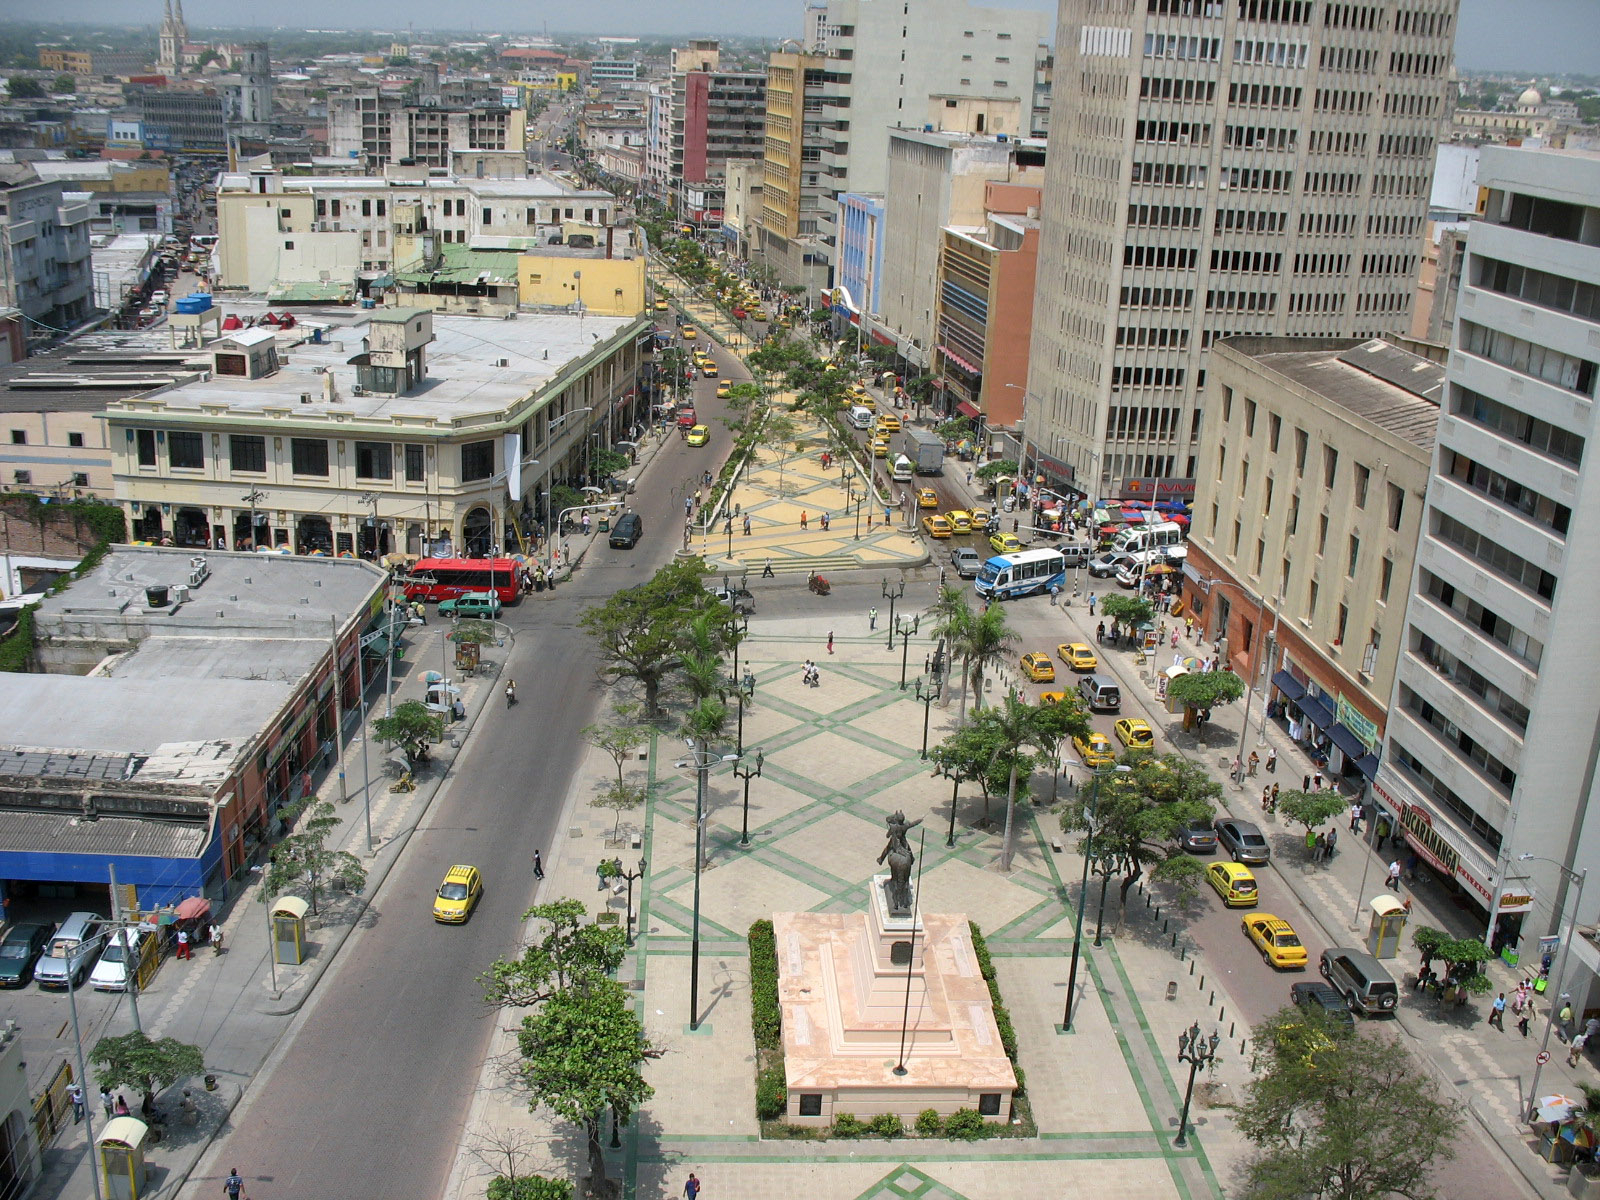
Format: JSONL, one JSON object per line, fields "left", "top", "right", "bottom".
{"left": 831, "top": 1112, "right": 868, "bottom": 1138}
{"left": 487, "top": 1175, "right": 571, "bottom": 1200}
{"left": 748, "top": 919, "right": 781, "bottom": 1051}
{"left": 868, "top": 1112, "right": 904, "bottom": 1138}
{"left": 945, "top": 1108, "right": 987, "bottom": 1140}
{"left": 755, "top": 1066, "right": 787, "bottom": 1120}
{"left": 915, "top": 1108, "right": 943, "bottom": 1137}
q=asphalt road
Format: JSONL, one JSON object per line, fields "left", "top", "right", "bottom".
{"left": 200, "top": 347, "right": 743, "bottom": 1197}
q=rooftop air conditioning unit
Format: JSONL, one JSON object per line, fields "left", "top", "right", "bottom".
{"left": 171, "top": 583, "right": 190, "bottom": 604}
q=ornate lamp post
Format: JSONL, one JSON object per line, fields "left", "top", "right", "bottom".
{"left": 915, "top": 673, "right": 942, "bottom": 758}
{"left": 1062, "top": 764, "right": 1131, "bottom": 1032}
{"left": 1174, "top": 1022, "right": 1221, "bottom": 1148}
{"left": 618, "top": 855, "right": 647, "bottom": 945}
{"left": 893, "top": 613, "right": 920, "bottom": 688}
{"left": 677, "top": 743, "right": 740, "bottom": 1031}
{"left": 732, "top": 749, "right": 765, "bottom": 847}
{"left": 933, "top": 760, "right": 973, "bottom": 848}
{"left": 881, "top": 576, "right": 906, "bottom": 650}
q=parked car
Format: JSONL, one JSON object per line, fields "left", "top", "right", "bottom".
{"left": 1215, "top": 817, "right": 1271, "bottom": 865}
{"left": 34, "top": 912, "right": 104, "bottom": 989}
{"left": 1319, "top": 947, "right": 1399, "bottom": 1016}
{"left": 950, "top": 548, "right": 982, "bottom": 578}
{"left": 1290, "top": 981, "right": 1356, "bottom": 1028}
{"left": 1020, "top": 651, "right": 1056, "bottom": 683}
{"left": 438, "top": 592, "right": 502, "bottom": 619}
{"left": 90, "top": 928, "right": 149, "bottom": 992}
{"left": 710, "top": 584, "right": 755, "bottom": 614}
{"left": 0, "top": 922, "right": 53, "bottom": 987}
{"left": 1088, "top": 552, "right": 1134, "bottom": 578}
{"left": 1177, "top": 821, "right": 1217, "bottom": 855}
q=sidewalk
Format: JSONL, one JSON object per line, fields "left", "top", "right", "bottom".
{"left": 1036, "top": 596, "right": 1575, "bottom": 1200}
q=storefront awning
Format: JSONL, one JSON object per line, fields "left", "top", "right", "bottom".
{"left": 1271, "top": 670, "right": 1305, "bottom": 702}
{"left": 1357, "top": 752, "right": 1381, "bottom": 780}
{"left": 939, "top": 346, "right": 983, "bottom": 375}
{"left": 956, "top": 400, "right": 981, "bottom": 418}
{"left": 1298, "top": 692, "right": 1335, "bottom": 730}
{"left": 1326, "top": 721, "right": 1368, "bottom": 764}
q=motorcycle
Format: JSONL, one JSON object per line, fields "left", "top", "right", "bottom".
{"left": 505, "top": 682, "right": 518, "bottom": 707}
{"left": 808, "top": 573, "right": 831, "bottom": 596}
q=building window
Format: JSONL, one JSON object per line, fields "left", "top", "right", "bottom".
{"left": 1386, "top": 483, "right": 1404, "bottom": 530}
{"left": 1380, "top": 556, "right": 1393, "bottom": 602}
{"left": 405, "top": 444, "right": 425, "bottom": 482}
{"left": 461, "top": 440, "right": 495, "bottom": 482}
{"left": 12, "top": 470, "right": 29, "bottom": 486}
{"left": 1347, "top": 535, "right": 1359, "bottom": 577}
{"left": 136, "top": 429, "right": 157, "bottom": 467}
{"left": 1306, "top": 579, "right": 1319, "bottom": 621}
{"left": 1245, "top": 398, "right": 1256, "bottom": 436}
{"left": 291, "top": 437, "right": 329, "bottom": 477}
{"left": 1317, "top": 513, "right": 1329, "bottom": 555}
{"left": 1322, "top": 446, "right": 1338, "bottom": 488}
{"left": 355, "top": 441, "right": 393, "bottom": 480}
{"left": 797, "top": 1094, "right": 822, "bottom": 1117}
{"left": 1353, "top": 464, "right": 1369, "bottom": 507}
{"left": 482, "top": 207, "right": 492, "bottom": 226}
{"left": 1267, "top": 414, "right": 1281, "bottom": 453}
{"left": 73, "top": 472, "right": 88, "bottom": 487}
{"left": 1335, "top": 602, "right": 1348, "bottom": 645}
{"left": 168, "top": 431, "right": 204, "bottom": 469}
{"left": 1221, "top": 386, "right": 1233, "bottom": 422}
{"left": 68, "top": 432, "right": 84, "bottom": 447}
{"left": 978, "top": 1093, "right": 1002, "bottom": 1116}
{"left": 230, "top": 434, "right": 266, "bottom": 473}
{"left": 1294, "top": 427, "right": 1307, "bottom": 476}
{"left": 8, "top": 430, "right": 23, "bottom": 445}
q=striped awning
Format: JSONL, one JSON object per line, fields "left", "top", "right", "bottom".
{"left": 939, "top": 345, "right": 983, "bottom": 375}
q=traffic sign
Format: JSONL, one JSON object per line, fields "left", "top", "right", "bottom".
{"left": 1537, "top": 1051, "right": 1552, "bottom": 1065}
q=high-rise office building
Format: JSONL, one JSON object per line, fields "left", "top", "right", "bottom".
{"left": 1375, "top": 147, "right": 1600, "bottom": 972}
{"left": 1024, "top": 0, "right": 1457, "bottom": 500}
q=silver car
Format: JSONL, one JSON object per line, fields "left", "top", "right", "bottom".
{"left": 950, "top": 548, "right": 983, "bottom": 578}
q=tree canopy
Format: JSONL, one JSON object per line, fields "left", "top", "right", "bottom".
{"left": 92, "top": 1031, "right": 205, "bottom": 1102}
{"left": 1235, "top": 1006, "right": 1461, "bottom": 1200}
{"left": 1167, "top": 670, "right": 1245, "bottom": 729}
{"left": 1098, "top": 594, "right": 1153, "bottom": 629}
{"left": 480, "top": 899, "right": 627, "bottom": 1009}
{"left": 1275, "top": 789, "right": 1349, "bottom": 834}
{"left": 262, "top": 799, "right": 366, "bottom": 915}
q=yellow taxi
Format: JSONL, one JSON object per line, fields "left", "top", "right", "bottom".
{"left": 872, "top": 437, "right": 891, "bottom": 459}
{"left": 1205, "top": 861, "right": 1259, "bottom": 908}
{"left": 701, "top": 361, "right": 718, "bottom": 377}
{"left": 1243, "top": 914, "right": 1309, "bottom": 969}
{"left": 1072, "top": 730, "right": 1115, "bottom": 768}
{"left": 969, "top": 507, "right": 992, "bottom": 529}
{"left": 848, "top": 382, "right": 868, "bottom": 398}
{"left": 989, "top": 531, "right": 1023, "bottom": 554}
{"left": 1058, "top": 642, "right": 1097, "bottom": 672}
{"left": 921, "top": 514, "right": 953, "bottom": 538}
{"left": 1113, "top": 718, "right": 1155, "bottom": 750}
{"left": 686, "top": 424, "right": 710, "bottom": 447}
{"left": 876, "top": 414, "right": 902, "bottom": 434}
{"left": 654, "top": 299, "right": 668, "bottom": 312}
{"left": 1038, "top": 691, "right": 1067, "bottom": 706}
{"left": 681, "top": 325, "right": 697, "bottom": 340}
{"left": 716, "top": 380, "right": 732, "bottom": 398}
{"left": 433, "top": 864, "right": 483, "bottom": 923}
{"left": 1020, "top": 652, "right": 1056, "bottom": 683}
{"left": 916, "top": 487, "right": 940, "bottom": 509}
{"left": 944, "top": 510, "right": 973, "bottom": 533}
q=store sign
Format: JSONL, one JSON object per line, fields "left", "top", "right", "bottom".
{"left": 1496, "top": 888, "right": 1535, "bottom": 915}
{"left": 1336, "top": 694, "right": 1379, "bottom": 750}
{"left": 1122, "top": 477, "right": 1196, "bottom": 498}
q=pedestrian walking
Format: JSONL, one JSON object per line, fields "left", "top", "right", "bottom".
{"left": 685, "top": 497, "right": 693, "bottom": 517}
{"left": 1170, "top": 628, "right": 1179, "bottom": 649}
{"left": 1271, "top": 782, "right": 1280, "bottom": 809}
{"left": 743, "top": 514, "right": 752, "bottom": 536}
{"left": 1568, "top": 1031, "right": 1588, "bottom": 1067}
{"left": 1050, "top": 584, "right": 1060, "bottom": 606}
{"left": 1088, "top": 593, "right": 1097, "bottom": 615}
{"left": 1374, "top": 816, "right": 1390, "bottom": 851}
{"left": 820, "top": 512, "right": 830, "bottom": 530}
{"left": 533, "top": 850, "right": 544, "bottom": 880}
{"left": 762, "top": 558, "right": 775, "bottom": 578}
{"left": 225, "top": 1168, "right": 245, "bottom": 1199}
{"left": 1247, "top": 751, "right": 1260, "bottom": 777}
{"left": 800, "top": 511, "right": 809, "bottom": 530}
{"left": 1326, "top": 827, "right": 1338, "bottom": 856}
{"left": 1488, "top": 992, "right": 1506, "bottom": 1030}
{"left": 1349, "top": 803, "right": 1363, "bottom": 832}
{"left": 684, "top": 1172, "right": 702, "bottom": 1199}
{"left": 68, "top": 1084, "right": 84, "bottom": 1124}
{"left": 1265, "top": 747, "right": 1277, "bottom": 774}
{"left": 1559, "top": 998, "right": 1576, "bottom": 1042}
{"left": 827, "top": 630, "right": 834, "bottom": 655}
{"left": 1386, "top": 860, "right": 1402, "bottom": 890}
{"left": 1184, "top": 616, "right": 1195, "bottom": 640}
{"left": 1518, "top": 1010, "right": 1532, "bottom": 1037}
{"left": 869, "top": 607, "right": 879, "bottom": 630}
{"left": 176, "top": 929, "right": 191, "bottom": 959}
{"left": 114, "top": 1096, "right": 130, "bottom": 1117}
{"left": 100, "top": 1087, "right": 113, "bottom": 1119}
{"left": 1232, "top": 755, "right": 1244, "bottom": 784}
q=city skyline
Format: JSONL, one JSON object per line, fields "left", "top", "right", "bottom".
{"left": 23, "top": 0, "right": 1600, "bottom": 74}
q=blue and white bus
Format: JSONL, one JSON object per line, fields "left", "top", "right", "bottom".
{"left": 974, "top": 548, "right": 1068, "bottom": 600}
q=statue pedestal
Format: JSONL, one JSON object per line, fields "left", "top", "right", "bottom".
{"left": 773, "top": 881, "right": 1016, "bottom": 1127}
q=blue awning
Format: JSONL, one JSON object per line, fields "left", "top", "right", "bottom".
{"left": 1271, "top": 670, "right": 1306, "bottom": 701}
{"left": 1356, "top": 752, "right": 1381, "bottom": 781}
{"left": 1298, "top": 692, "right": 1335, "bottom": 730}
{"left": 1326, "top": 722, "right": 1368, "bottom": 764}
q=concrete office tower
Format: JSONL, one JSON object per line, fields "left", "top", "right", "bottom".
{"left": 759, "top": 0, "right": 1053, "bottom": 292}
{"left": 1374, "top": 147, "right": 1600, "bottom": 981}
{"left": 1024, "top": 0, "right": 1457, "bottom": 501}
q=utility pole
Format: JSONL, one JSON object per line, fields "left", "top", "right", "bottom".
{"left": 106, "top": 863, "right": 141, "bottom": 1033}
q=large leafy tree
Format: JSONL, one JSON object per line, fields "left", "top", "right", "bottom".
{"left": 1098, "top": 593, "right": 1153, "bottom": 632}
{"left": 1235, "top": 1007, "right": 1461, "bottom": 1200}
{"left": 989, "top": 696, "right": 1058, "bottom": 871}
{"left": 1167, "top": 669, "right": 1245, "bottom": 731}
{"left": 481, "top": 899, "right": 627, "bottom": 1009}
{"left": 578, "top": 558, "right": 729, "bottom": 718}
{"left": 1275, "top": 790, "right": 1349, "bottom": 839}
{"left": 372, "top": 698, "right": 446, "bottom": 766}
{"left": 516, "top": 979, "right": 654, "bottom": 1195}
{"left": 92, "top": 1032, "right": 205, "bottom": 1107}
{"left": 1059, "top": 752, "right": 1218, "bottom": 914}
{"left": 262, "top": 799, "right": 367, "bottom": 915}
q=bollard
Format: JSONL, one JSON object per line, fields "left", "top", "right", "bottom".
{"left": 1229, "top": 1022, "right": 1235, "bottom": 1038}
{"left": 1180, "top": 944, "right": 1187, "bottom": 961}
{"left": 1146, "top": 893, "right": 1151, "bottom": 909}
{"left": 1154, "top": 906, "right": 1161, "bottom": 922}
{"left": 1218, "top": 1006, "right": 1225, "bottom": 1024}
{"left": 1199, "top": 974, "right": 1205, "bottom": 990}
{"left": 1162, "top": 918, "right": 1168, "bottom": 934}
{"left": 1240, "top": 1038, "right": 1248, "bottom": 1056}
{"left": 1209, "top": 991, "right": 1214, "bottom": 1006}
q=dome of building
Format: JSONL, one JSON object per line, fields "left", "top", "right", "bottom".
{"left": 1517, "top": 86, "right": 1543, "bottom": 108}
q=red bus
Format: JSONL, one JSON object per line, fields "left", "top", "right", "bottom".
{"left": 400, "top": 558, "right": 520, "bottom": 604}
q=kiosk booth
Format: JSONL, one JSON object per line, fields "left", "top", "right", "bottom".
{"left": 1367, "top": 893, "right": 1409, "bottom": 959}
{"left": 272, "top": 896, "right": 310, "bottom": 965}
{"left": 98, "top": 1116, "right": 150, "bottom": 1200}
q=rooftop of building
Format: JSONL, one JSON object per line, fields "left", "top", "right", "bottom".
{"left": 0, "top": 329, "right": 203, "bottom": 413}
{"left": 218, "top": 172, "right": 608, "bottom": 200}
{"left": 1218, "top": 337, "right": 1444, "bottom": 450}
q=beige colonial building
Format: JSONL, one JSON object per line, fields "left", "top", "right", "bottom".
{"left": 1182, "top": 336, "right": 1440, "bottom": 787}
{"left": 101, "top": 304, "right": 649, "bottom": 556}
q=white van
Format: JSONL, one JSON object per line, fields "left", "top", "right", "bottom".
{"left": 1110, "top": 521, "right": 1185, "bottom": 556}
{"left": 847, "top": 405, "right": 875, "bottom": 430}
{"left": 891, "top": 455, "right": 914, "bottom": 482}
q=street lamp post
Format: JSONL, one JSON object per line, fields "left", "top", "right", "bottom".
{"left": 1174, "top": 1022, "right": 1221, "bottom": 1147}
{"left": 882, "top": 577, "right": 906, "bottom": 650}
{"left": 915, "top": 673, "right": 942, "bottom": 758}
{"left": 678, "top": 743, "right": 741, "bottom": 1031}
{"left": 732, "top": 749, "right": 765, "bottom": 847}
{"left": 894, "top": 614, "right": 920, "bottom": 688}
{"left": 851, "top": 487, "right": 862, "bottom": 540}
{"left": 1522, "top": 857, "right": 1588, "bottom": 1121}
{"left": 618, "top": 855, "right": 648, "bottom": 945}
{"left": 728, "top": 609, "right": 751, "bottom": 679}
{"left": 935, "top": 761, "right": 971, "bottom": 848}
{"left": 241, "top": 488, "right": 266, "bottom": 550}
{"left": 727, "top": 669, "right": 756, "bottom": 754}
{"left": 1062, "top": 764, "right": 1129, "bottom": 1031}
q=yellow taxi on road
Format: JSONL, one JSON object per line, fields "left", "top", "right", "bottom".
{"left": 1072, "top": 731, "right": 1115, "bottom": 768}
{"left": 681, "top": 325, "right": 697, "bottom": 339}
{"left": 433, "top": 864, "right": 483, "bottom": 923}
{"left": 686, "top": 424, "right": 710, "bottom": 447}
{"left": 872, "top": 437, "right": 891, "bottom": 459}
{"left": 921, "top": 514, "right": 953, "bottom": 539}
{"left": 654, "top": 299, "right": 668, "bottom": 312}
{"left": 849, "top": 382, "right": 868, "bottom": 398}
{"left": 1038, "top": 691, "right": 1067, "bottom": 706}
{"left": 989, "top": 531, "right": 1023, "bottom": 554}
{"left": 1243, "top": 914, "right": 1309, "bottom": 969}
{"left": 701, "top": 360, "right": 718, "bottom": 377}
{"left": 1206, "top": 861, "right": 1259, "bottom": 908}
{"left": 1058, "top": 642, "right": 1097, "bottom": 672}
{"left": 716, "top": 380, "right": 732, "bottom": 398}
{"left": 1113, "top": 718, "right": 1155, "bottom": 750}
{"left": 916, "top": 487, "right": 940, "bottom": 509}
{"left": 944, "top": 510, "right": 973, "bottom": 533}
{"left": 1021, "top": 652, "right": 1056, "bottom": 683}
{"left": 876, "top": 414, "right": 902, "bottom": 434}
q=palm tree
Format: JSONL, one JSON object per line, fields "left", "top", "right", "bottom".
{"left": 679, "top": 613, "right": 727, "bottom": 705}
{"left": 681, "top": 696, "right": 729, "bottom": 872}
{"left": 960, "top": 603, "right": 1019, "bottom": 715}
{"left": 991, "top": 695, "right": 1046, "bottom": 872}
{"left": 925, "top": 587, "right": 975, "bottom": 725}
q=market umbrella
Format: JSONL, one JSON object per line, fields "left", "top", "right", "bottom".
{"left": 1536, "top": 1095, "right": 1582, "bottom": 1123}
{"left": 1145, "top": 563, "right": 1177, "bottom": 575}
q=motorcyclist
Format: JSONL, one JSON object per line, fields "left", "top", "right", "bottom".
{"left": 505, "top": 678, "right": 517, "bottom": 706}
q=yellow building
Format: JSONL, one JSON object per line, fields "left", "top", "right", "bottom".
{"left": 518, "top": 253, "right": 644, "bottom": 316}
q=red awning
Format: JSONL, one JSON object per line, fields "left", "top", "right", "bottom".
{"left": 956, "top": 401, "right": 981, "bottom": 418}
{"left": 175, "top": 897, "right": 211, "bottom": 921}
{"left": 939, "top": 346, "right": 983, "bottom": 375}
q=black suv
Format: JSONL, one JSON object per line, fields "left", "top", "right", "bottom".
{"left": 1291, "top": 981, "right": 1356, "bottom": 1028}
{"left": 609, "top": 513, "right": 643, "bottom": 548}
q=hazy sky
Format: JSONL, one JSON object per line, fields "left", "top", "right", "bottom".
{"left": 39, "top": 0, "right": 1598, "bottom": 74}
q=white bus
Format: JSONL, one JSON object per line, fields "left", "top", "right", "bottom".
{"left": 974, "top": 548, "right": 1069, "bottom": 600}
{"left": 1109, "top": 520, "right": 1185, "bottom": 556}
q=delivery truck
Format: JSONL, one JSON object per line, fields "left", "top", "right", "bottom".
{"left": 906, "top": 428, "right": 945, "bottom": 474}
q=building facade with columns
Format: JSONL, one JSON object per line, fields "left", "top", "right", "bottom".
{"left": 101, "top": 305, "right": 648, "bottom": 557}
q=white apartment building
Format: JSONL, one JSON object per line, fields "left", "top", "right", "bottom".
{"left": 1374, "top": 147, "right": 1600, "bottom": 993}
{"left": 760, "top": 0, "right": 1053, "bottom": 291}
{"left": 0, "top": 164, "right": 94, "bottom": 350}
{"left": 327, "top": 91, "right": 527, "bottom": 171}
{"left": 1024, "top": 0, "right": 1458, "bottom": 501}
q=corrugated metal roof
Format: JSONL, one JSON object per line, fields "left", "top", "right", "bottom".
{"left": 0, "top": 810, "right": 208, "bottom": 859}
